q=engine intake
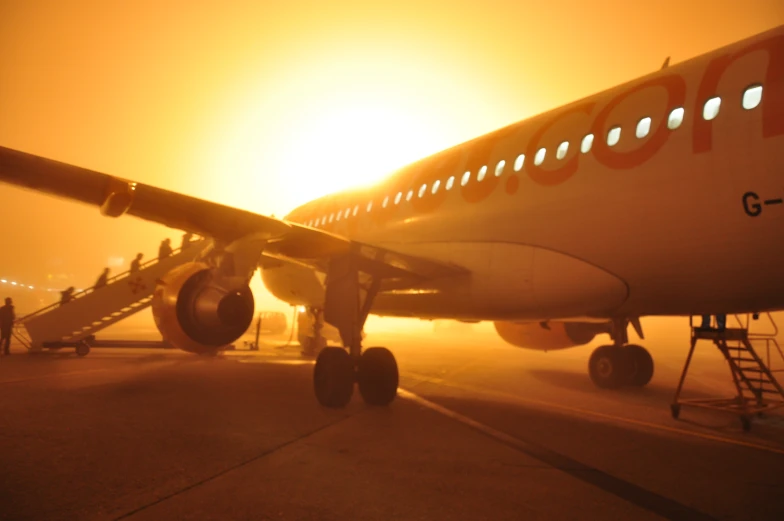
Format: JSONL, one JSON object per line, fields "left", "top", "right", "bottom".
{"left": 152, "top": 262, "right": 254, "bottom": 354}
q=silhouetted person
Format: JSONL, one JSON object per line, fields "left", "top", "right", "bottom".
{"left": 699, "top": 314, "right": 726, "bottom": 332}
{"left": 94, "top": 267, "right": 110, "bottom": 289}
{"left": 181, "top": 232, "right": 193, "bottom": 249}
{"left": 130, "top": 253, "right": 143, "bottom": 273}
{"left": 0, "top": 297, "right": 15, "bottom": 355}
{"left": 60, "top": 287, "right": 75, "bottom": 306}
{"left": 158, "top": 238, "right": 173, "bottom": 259}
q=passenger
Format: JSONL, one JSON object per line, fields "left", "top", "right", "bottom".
{"left": 158, "top": 238, "right": 173, "bottom": 259}
{"left": 699, "top": 314, "right": 727, "bottom": 332}
{"left": 129, "top": 253, "right": 143, "bottom": 273}
{"left": 0, "top": 297, "right": 14, "bottom": 356}
{"left": 94, "top": 267, "right": 110, "bottom": 289}
{"left": 60, "top": 286, "right": 75, "bottom": 306}
{"left": 181, "top": 232, "right": 193, "bottom": 249}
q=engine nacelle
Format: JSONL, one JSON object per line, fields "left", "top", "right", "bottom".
{"left": 494, "top": 321, "right": 609, "bottom": 351}
{"left": 152, "top": 262, "right": 255, "bottom": 354}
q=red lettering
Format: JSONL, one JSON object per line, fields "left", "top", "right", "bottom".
{"left": 591, "top": 75, "right": 686, "bottom": 170}
{"left": 693, "top": 33, "right": 784, "bottom": 154}
{"left": 526, "top": 102, "right": 595, "bottom": 186}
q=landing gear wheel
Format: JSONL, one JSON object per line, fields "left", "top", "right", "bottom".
{"left": 626, "top": 344, "right": 654, "bottom": 387}
{"left": 588, "top": 345, "right": 629, "bottom": 389}
{"left": 357, "top": 347, "right": 399, "bottom": 406}
{"left": 75, "top": 341, "right": 90, "bottom": 357}
{"left": 314, "top": 347, "right": 355, "bottom": 408}
{"left": 670, "top": 404, "right": 681, "bottom": 419}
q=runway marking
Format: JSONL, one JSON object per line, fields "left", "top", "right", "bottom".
{"left": 0, "top": 368, "right": 111, "bottom": 384}
{"left": 403, "top": 375, "right": 784, "bottom": 456}
{"left": 398, "top": 388, "right": 717, "bottom": 521}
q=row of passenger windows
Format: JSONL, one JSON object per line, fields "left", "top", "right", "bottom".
{"left": 302, "top": 84, "right": 764, "bottom": 228}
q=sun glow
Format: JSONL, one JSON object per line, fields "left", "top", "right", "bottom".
{"left": 203, "top": 42, "right": 507, "bottom": 217}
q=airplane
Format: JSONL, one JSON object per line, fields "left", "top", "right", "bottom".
{"left": 0, "top": 25, "right": 782, "bottom": 408}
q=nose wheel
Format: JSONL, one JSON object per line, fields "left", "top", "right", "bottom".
{"left": 313, "top": 346, "right": 399, "bottom": 408}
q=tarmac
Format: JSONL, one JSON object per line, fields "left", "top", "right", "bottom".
{"left": 1, "top": 320, "right": 783, "bottom": 520}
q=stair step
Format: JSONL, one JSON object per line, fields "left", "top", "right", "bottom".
{"left": 730, "top": 357, "right": 757, "bottom": 363}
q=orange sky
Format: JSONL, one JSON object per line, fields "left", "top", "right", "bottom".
{"left": 0, "top": 0, "right": 782, "bottom": 304}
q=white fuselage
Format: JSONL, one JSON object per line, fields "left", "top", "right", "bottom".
{"left": 263, "top": 26, "right": 784, "bottom": 322}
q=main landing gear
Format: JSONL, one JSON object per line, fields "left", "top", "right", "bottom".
{"left": 314, "top": 346, "right": 399, "bottom": 407}
{"left": 311, "top": 248, "right": 399, "bottom": 408}
{"left": 588, "top": 319, "right": 654, "bottom": 389}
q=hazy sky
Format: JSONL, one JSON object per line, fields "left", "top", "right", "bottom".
{"left": 0, "top": 0, "right": 782, "bottom": 296}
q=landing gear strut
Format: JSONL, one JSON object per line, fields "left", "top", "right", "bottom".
{"left": 300, "top": 307, "right": 327, "bottom": 357}
{"left": 312, "top": 248, "right": 398, "bottom": 408}
{"left": 588, "top": 318, "right": 654, "bottom": 389}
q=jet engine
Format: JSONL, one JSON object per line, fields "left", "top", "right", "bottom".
{"left": 151, "top": 262, "right": 255, "bottom": 354}
{"left": 494, "top": 321, "right": 609, "bottom": 351}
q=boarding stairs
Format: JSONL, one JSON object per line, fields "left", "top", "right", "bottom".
{"left": 12, "top": 240, "right": 208, "bottom": 355}
{"left": 671, "top": 313, "right": 784, "bottom": 430}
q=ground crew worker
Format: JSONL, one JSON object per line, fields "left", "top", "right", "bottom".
{"left": 94, "top": 267, "right": 110, "bottom": 289}
{"left": 158, "top": 238, "right": 173, "bottom": 259}
{"left": 130, "top": 253, "right": 143, "bottom": 273}
{"left": 60, "top": 287, "right": 75, "bottom": 306}
{"left": 0, "top": 297, "right": 14, "bottom": 355}
{"left": 181, "top": 232, "right": 193, "bottom": 249}
{"left": 699, "top": 314, "right": 726, "bottom": 332}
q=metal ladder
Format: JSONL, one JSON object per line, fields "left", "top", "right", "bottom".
{"left": 12, "top": 240, "right": 207, "bottom": 356}
{"left": 671, "top": 313, "right": 784, "bottom": 430}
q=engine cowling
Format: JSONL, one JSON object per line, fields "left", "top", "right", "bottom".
{"left": 151, "top": 262, "right": 255, "bottom": 354}
{"left": 494, "top": 321, "right": 609, "bottom": 351}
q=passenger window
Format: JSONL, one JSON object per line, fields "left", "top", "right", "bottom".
{"left": 344, "top": 208, "right": 351, "bottom": 219}
{"left": 418, "top": 184, "right": 427, "bottom": 198}
{"left": 353, "top": 205, "right": 359, "bottom": 216}
{"left": 477, "top": 165, "right": 487, "bottom": 182}
{"left": 321, "top": 216, "right": 327, "bottom": 225}
{"left": 703, "top": 97, "right": 721, "bottom": 120}
{"left": 581, "top": 134, "right": 594, "bottom": 153}
{"left": 636, "top": 117, "right": 651, "bottom": 138}
{"left": 394, "top": 192, "right": 402, "bottom": 205}
{"left": 329, "top": 213, "right": 334, "bottom": 223}
{"left": 431, "top": 180, "right": 441, "bottom": 194}
{"left": 667, "top": 107, "right": 684, "bottom": 129}
{"left": 366, "top": 201, "right": 373, "bottom": 212}
{"left": 607, "top": 126, "right": 621, "bottom": 146}
{"left": 556, "top": 141, "right": 569, "bottom": 160}
{"left": 742, "top": 85, "right": 762, "bottom": 110}
{"left": 382, "top": 196, "right": 389, "bottom": 208}
{"left": 495, "top": 160, "right": 505, "bottom": 177}
{"left": 406, "top": 190, "right": 413, "bottom": 201}
{"left": 461, "top": 171, "right": 471, "bottom": 186}
{"left": 534, "top": 147, "right": 546, "bottom": 166}
{"left": 335, "top": 212, "right": 341, "bottom": 221}
{"left": 514, "top": 154, "right": 525, "bottom": 171}
{"left": 446, "top": 176, "right": 455, "bottom": 190}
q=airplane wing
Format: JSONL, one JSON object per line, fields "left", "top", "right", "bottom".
{"left": 0, "top": 146, "right": 464, "bottom": 283}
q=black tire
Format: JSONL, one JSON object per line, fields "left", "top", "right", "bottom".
{"left": 75, "top": 342, "right": 90, "bottom": 357}
{"left": 626, "top": 344, "right": 654, "bottom": 387}
{"left": 357, "top": 347, "right": 399, "bottom": 406}
{"left": 314, "top": 347, "right": 354, "bottom": 408}
{"left": 588, "top": 345, "right": 629, "bottom": 389}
